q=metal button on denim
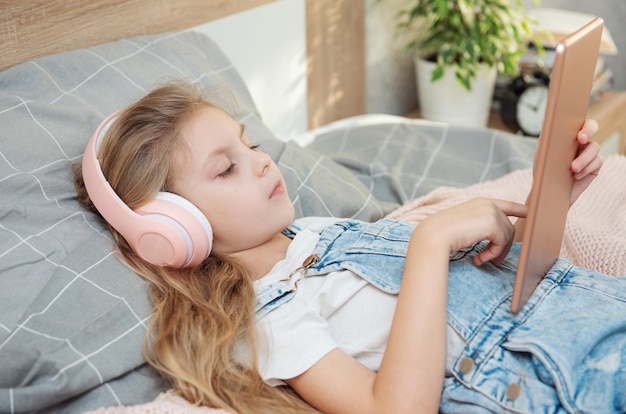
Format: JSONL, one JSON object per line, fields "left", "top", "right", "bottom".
{"left": 459, "top": 357, "right": 475, "bottom": 374}
{"left": 506, "top": 383, "right": 522, "bottom": 400}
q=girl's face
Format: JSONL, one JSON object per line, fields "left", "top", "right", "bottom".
{"left": 172, "top": 105, "right": 295, "bottom": 255}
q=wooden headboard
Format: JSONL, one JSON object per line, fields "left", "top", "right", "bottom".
{"left": 0, "top": 0, "right": 364, "bottom": 129}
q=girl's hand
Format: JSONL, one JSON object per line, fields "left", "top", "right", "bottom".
{"left": 570, "top": 119, "right": 603, "bottom": 205}
{"left": 416, "top": 198, "right": 527, "bottom": 267}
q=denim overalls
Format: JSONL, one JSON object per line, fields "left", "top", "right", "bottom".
{"left": 255, "top": 218, "right": 626, "bottom": 413}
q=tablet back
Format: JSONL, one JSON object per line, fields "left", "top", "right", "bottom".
{"left": 510, "top": 17, "right": 604, "bottom": 314}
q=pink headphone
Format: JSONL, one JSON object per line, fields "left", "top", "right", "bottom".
{"left": 82, "top": 112, "right": 213, "bottom": 268}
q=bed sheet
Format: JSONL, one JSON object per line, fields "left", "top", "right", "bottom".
{"left": 0, "top": 31, "right": 537, "bottom": 413}
{"left": 301, "top": 113, "right": 538, "bottom": 204}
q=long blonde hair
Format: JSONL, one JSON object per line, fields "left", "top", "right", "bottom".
{"left": 74, "top": 82, "right": 316, "bottom": 413}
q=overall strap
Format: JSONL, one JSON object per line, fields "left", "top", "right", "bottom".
{"left": 255, "top": 219, "right": 415, "bottom": 318}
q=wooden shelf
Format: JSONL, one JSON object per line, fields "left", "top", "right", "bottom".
{"left": 407, "top": 90, "right": 626, "bottom": 155}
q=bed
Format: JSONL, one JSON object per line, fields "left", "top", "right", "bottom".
{"left": 1, "top": 1, "right": 625, "bottom": 413}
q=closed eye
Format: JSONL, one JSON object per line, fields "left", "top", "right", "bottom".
{"left": 217, "top": 163, "right": 236, "bottom": 178}
{"left": 250, "top": 144, "right": 260, "bottom": 150}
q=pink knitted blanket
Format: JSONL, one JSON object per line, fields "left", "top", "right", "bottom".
{"left": 387, "top": 154, "right": 626, "bottom": 276}
{"left": 85, "top": 390, "right": 228, "bottom": 414}
{"left": 85, "top": 156, "right": 625, "bottom": 414}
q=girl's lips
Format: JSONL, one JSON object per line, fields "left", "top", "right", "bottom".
{"left": 270, "top": 179, "right": 284, "bottom": 198}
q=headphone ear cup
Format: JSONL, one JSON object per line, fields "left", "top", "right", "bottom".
{"left": 82, "top": 112, "right": 212, "bottom": 268}
{"left": 134, "top": 192, "right": 213, "bottom": 268}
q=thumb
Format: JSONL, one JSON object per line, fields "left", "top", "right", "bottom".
{"left": 474, "top": 238, "right": 513, "bottom": 267}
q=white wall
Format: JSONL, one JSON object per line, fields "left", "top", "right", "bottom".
{"left": 192, "top": 0, "right": 307, "bottom": 141}
{"left": 365, "top": 0, "right": 418, "bottom": 115}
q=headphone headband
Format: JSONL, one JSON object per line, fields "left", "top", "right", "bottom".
{"left": 82, "top": 112, "right": 213, "bottom": 267}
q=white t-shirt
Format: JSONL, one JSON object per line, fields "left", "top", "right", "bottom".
{"left": 254, "top": 217, "right": 464, "bottom": 385}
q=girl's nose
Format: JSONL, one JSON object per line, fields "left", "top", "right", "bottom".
{"left": 254, "top": 150, "right": 271, "bottom": 176}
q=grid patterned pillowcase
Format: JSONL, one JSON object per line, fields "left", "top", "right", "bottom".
{"left": 0, "top": 31, "right": 387, "bottom": 413}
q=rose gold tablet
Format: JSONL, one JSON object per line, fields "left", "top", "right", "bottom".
{"left": 510, "top": 17, "right": 604, "bottom": 313}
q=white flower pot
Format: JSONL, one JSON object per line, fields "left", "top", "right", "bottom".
{"left": 415, "top": 56, "right": 497, "bottom": 128}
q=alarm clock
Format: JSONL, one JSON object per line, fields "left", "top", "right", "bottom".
{"left": 500, "top": 70, "right": 550, "bottom": 137}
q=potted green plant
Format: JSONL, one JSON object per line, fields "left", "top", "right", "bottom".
{"left": 396, "top": 0, "right": 541, "bottom": 127}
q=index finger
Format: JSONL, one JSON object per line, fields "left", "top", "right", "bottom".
{"left": 491, "top": 199, "right": 528, "bottom": 219}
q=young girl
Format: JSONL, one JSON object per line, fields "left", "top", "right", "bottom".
{"left": 74, "top": 82, "right": 624, "bottom": 414}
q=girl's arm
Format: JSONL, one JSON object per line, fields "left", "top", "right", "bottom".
{"left": 287, "top": 198, "right": 527, "bottom": 413}
{"left": 514, "top": 119, "right": 602, "bottom": 242}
